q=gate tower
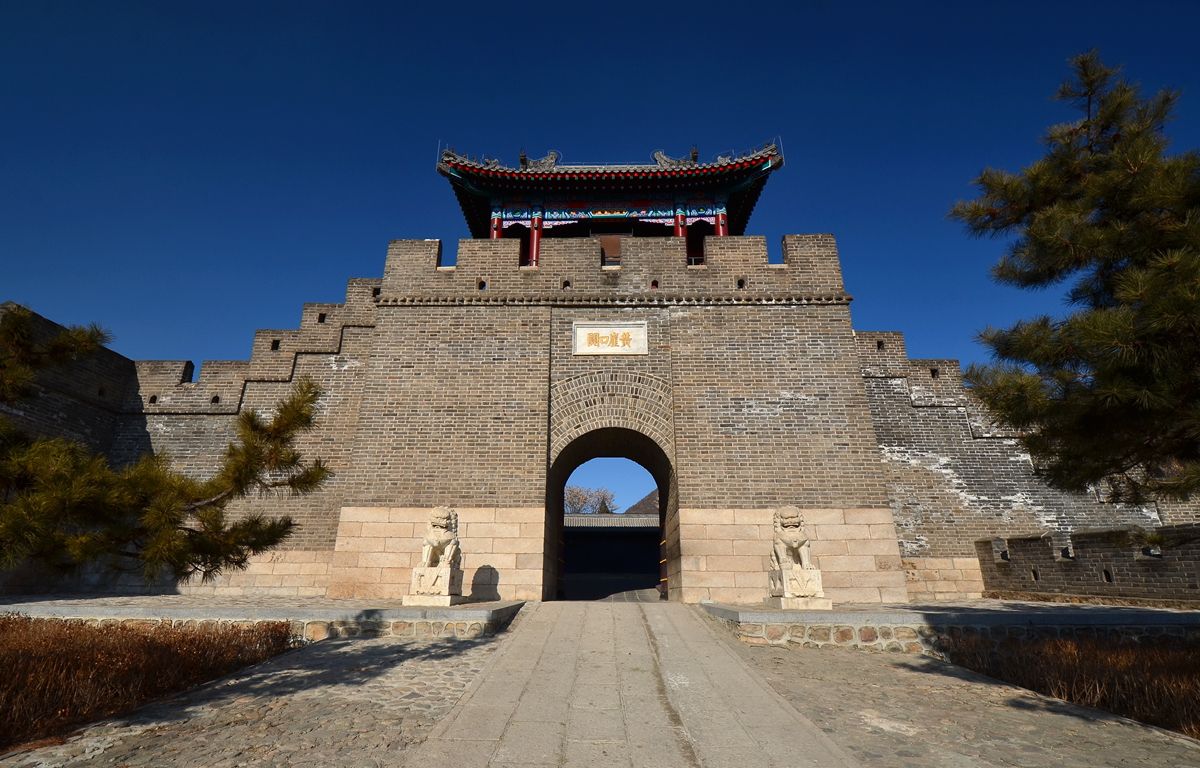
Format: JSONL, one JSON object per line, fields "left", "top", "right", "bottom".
{"left": 4, "top": 144, "right": 918, "bottom": 605}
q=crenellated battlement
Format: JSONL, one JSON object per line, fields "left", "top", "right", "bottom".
{"left": 975, "top": 525, "right": 1200, "bottom": 606}
{"left": 855, "top": 331, "right": 909, "bottom": 377}
{"left": 119, "top": 232, "right": 854, "bottom": 417}
{"left": 380, "top": 234, "right": 846, "bottom": 299}
{"left": 129, "top": 277, "right": 382, "bottom": 414}
{"left": 907, "top": 359, "right": 966, "bottom": 407}
{"left": 856, "top": 331, "right": 967, "bottom": 407}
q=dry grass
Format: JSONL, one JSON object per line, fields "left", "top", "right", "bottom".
{"left": 945, "top": 632, "right": 1200, "bottom": 738}
{"left": 0, "top": 613, "right": 294, "bottom": 751}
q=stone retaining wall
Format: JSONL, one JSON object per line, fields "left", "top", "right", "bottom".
{"left": 34, "top": 615, "right": 504, "bottom": 643}
{"left": 702, "top": 605, "right": 1200, "bottom": 660}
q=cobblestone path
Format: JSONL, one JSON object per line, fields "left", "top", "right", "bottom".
{"left": 728, "top": 628, "right": 1200, "bottom": 768}
{"left": 1, "top": 634, "right": 500, "bottom": 767}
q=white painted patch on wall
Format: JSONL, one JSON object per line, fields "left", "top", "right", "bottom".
{"left": 328, "top": 355, "right": 361, "bottom": 372}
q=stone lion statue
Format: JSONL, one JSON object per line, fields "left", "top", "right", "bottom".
{"left": 768, "top": 506, "right": 828, "bottom": 605}
{"left": 771, "top": 505, "right": 814, "bottom": 571}
{"left": 419, "top": 507, "right": 461, "bottom": 569}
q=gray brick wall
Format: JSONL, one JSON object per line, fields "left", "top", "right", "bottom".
{"left": 0, "top": 303, "right": 138, "bottom": 453}
{"left": 342, "top": 304, "right": 551, "bottom": 509}
{"left": 670, "top": 304, "right": 887, "bottom": 508}
{"left": 856, "top": 330, "right": 1182, "bottom": 559}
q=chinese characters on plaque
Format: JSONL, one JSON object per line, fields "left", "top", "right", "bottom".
{"left": 572, "top": 322, "right": 649, "bottom": 356}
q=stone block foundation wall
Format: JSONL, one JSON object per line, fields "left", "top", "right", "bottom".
{"left": 186, "top": 505, "right": 909, "bottom": 606}
{"left": 902, "top": 557, "right": 985, "bottom": 603}
{"left": 677, "top": 508, "right": 908, "bottom": 604}
{"left": 186, "top": 507, "right": 546, "bottom": 601}
{"left": 176, "top": 551, "right": 334, "bottom": 598}
{"left": 977, "top": 525, "right": 1200, "bottom": 607}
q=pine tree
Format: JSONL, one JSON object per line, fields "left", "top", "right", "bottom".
{"left": 951, "top": 51, "right": 1200, "bottom": 503}
{"left": 0, "top": 304, "right": 330, "bottom": 582}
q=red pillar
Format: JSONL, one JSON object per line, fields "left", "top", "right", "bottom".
{"left": 714, "top": 210, "right": 729, "bottom": 236}
{"left": 490, "top": 215, "right": 502, "bottom": 239}
{"left": 529, "top": 213, "right": 543, "bottom": 267}
{"left": 673, "top": 210, "right": 686, "bottom": 237}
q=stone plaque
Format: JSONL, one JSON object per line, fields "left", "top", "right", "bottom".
{"left": 572, "top": 322, "right": 649, "bottom": 356}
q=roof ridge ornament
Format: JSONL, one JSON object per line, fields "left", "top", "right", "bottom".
{"left": 653, "top": 148, "right": 700, "bottom": 168}
{"left": 524, "top": 150, "right": 559, "bottom": 171}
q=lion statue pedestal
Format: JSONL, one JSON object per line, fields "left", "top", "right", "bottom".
{"left": 406, "top": 566, "right": 466, "bottom": 606}
{"left": 403, "top": 507, "right": 467, "bottom": 607}
{"left": 766, "top": 506, "right": 832, "bottom": 610}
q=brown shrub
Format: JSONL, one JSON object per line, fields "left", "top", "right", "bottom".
{"left": 944, "top": 632, "right": 1200, "bottom": 738}
{"left": 0, "top": 614, "right": 294, "bottom": 751}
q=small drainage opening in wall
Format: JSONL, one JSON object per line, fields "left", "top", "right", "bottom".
{"left": 148, "top": 395, "right": 158, "bottom": 404}
{"left": 1102, "top": 569, "right": 1114, "bottom": 583}
{"left": 1030, "top": 567, "right": 1040, "bottom": 582}
{"left": 210, "top": 395, "right": 220, "bottom": 405}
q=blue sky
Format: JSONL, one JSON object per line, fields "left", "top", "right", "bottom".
{"left": 568, "top": 459, "right": 656, "bottom": 513}
{"left": 3, "top": 2, "right": 1198, "bottom": 506}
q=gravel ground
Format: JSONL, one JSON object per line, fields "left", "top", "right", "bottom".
{"left": 2, "top": 634, "right": 500, "bottom": 768}
{"left": 729, "top": 633, "right": 1200, "bottom": 768}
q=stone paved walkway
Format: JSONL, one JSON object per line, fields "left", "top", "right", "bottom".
{"left": 726, "top": 625, "right": 1200, "bottom": 767}
{"left": 594, "top": 587, "right": 664, "bottom": 603}
{"left": 405, "top": 601, "right": 855, "bottom": 767}
{"left": 1, "top": 634, "right": 500, "bottom": 767}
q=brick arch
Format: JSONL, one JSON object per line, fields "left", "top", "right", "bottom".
{"left": 549, "top": 371, "right": 675, "bottom": 463}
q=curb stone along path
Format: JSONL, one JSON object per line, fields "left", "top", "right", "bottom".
{"left": 0, "top": 595, "right": 524, "bottom": 641}
{"left": 1, "top": 634, "right": 501, "bottom": 767}
{"left": 404, "top": 601, "right": 858, "bottom": 768}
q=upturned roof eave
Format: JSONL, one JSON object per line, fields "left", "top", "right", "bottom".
{"left": 437, "top": 144, "right": 781, "bottom": 179}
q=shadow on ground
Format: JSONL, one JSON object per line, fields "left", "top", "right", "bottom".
{"left": 891, "top": 653, "right": 1132, "bottom": 726}
{"left": 102, "top": 631, "right": 498, "bottom": 730}
{"left": 731, "top": 637, "right": 1200, "bottom": 768}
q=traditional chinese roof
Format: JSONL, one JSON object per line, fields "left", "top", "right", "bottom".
{"left": 624, "top": 489, "right": 659, "bottom": 516}
{"left": 437, "top": 144, "right": 783, "bottom": 238}
{"left": 564, "top": 513, "right": 660, "bottom": 528}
